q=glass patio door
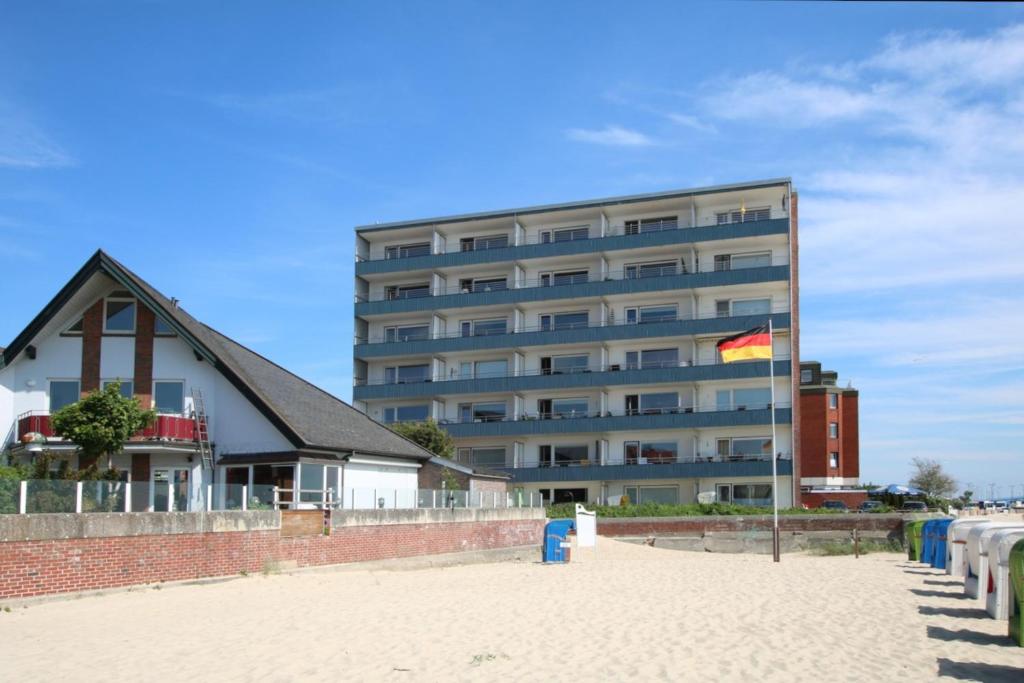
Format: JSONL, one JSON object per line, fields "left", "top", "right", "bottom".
{"left": 152, "top": 468, "right": 190, "bottom": 511}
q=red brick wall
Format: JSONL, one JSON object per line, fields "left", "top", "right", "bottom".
{"left": 133, "top": 304, "right": 155, "bottom": 407}
{"left": 0, "top": 519, "right": 543, "bottom": 600}
{"left": 80, "top": 299, "right": 104, "bottom": 395}
{"left": 800, "top": 392, "right": 828, "bottom": 478}
{"left": 842, "top": 393, "right": 860, "bottom": 479}
{"left": 801, "top": 490, "right": 868, "bottom": 510}
{"left": 800, "top": 390, "right": 859, "bottom": 481}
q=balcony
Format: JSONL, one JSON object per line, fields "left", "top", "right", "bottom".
{"left": 437, "top": 404, "right": 792, "bottom": 438}
{"left": 355, "top": 263, "right": 789, "bottom": 316}
{"left": 354, "top": 311, "right": 791, "bottom": 359}
{"left": 354, "top": 359, "right": 791, "bottom": 400}
{"left": 496, "top": 457, "right": 794, "bottom": 484}
{"left": 15, "top": 411, "right": 201, "bottom": 444}
{"left": 355, "top": 217, "right": 789, "bottom": 275}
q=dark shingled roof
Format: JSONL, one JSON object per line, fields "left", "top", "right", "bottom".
{"left": 2, "top": 250, "right": 432, "bottom": 462}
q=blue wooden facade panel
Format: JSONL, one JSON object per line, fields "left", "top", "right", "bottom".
{"left": 354, "top": 360, "right": 791, "bottom": 401}
{"left": 506, "top": 459, "right": 793, "bottom": 483}
{"left": 442, "top": 408, "right": 792, "bottom": 438}
{"left": 355, "top": 218, "right": 789, "bottom": 275}
{"left": 353, "top": 313, "right": 791, "bottom": 359}
{"left": 356, "top": 265, "right": 789, "bottom": 316}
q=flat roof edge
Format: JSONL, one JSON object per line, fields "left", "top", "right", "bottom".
{"left": 356, "top": 177, "right": 793, "bottom": 233}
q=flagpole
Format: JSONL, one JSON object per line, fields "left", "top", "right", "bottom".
{"left": 769, "top": 317, "right": 780, "bottom": 563}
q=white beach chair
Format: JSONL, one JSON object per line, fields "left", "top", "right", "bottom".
{"left": 946, "top": 519, "right": 991, "bottom": 577}
{"left": 964, "top": 523, "right": 1024, "bottom": 602}
{"left": 985, "top": 530, "right": 1024, "bottom": 619}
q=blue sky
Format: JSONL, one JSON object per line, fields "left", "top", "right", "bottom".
{"left": 2, "top": 2, "right": 1023, "bottom": 496}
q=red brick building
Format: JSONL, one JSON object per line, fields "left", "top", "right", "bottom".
{"left": 798, "top": 361, "right": 865, "bottom": 509}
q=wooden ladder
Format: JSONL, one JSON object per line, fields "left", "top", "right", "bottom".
{"left": 191, "top": 388, "right": 214, "bottom": 470}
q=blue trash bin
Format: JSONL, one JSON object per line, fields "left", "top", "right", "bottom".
{"left": 921, "top": 520, "right": 937, "bottom": 565}
{"left": 931, "top": 519, "right": 952, "bottom": 569}
{"left": 543, "top": 519, "right": 576, "bottom": 563}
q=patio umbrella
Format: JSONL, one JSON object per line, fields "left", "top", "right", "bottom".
{"left": 871, "top": 484, "right": 925, "bottom": 496}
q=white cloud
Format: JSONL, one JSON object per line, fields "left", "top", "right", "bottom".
{"left": 664, "top": 112, "right": 716, "bottom": 133}
{"left": 0, "top": 103, "right": 75, "bottom": 169}
{"left": 566, "top": 125, "right": 654, "bottom": 147}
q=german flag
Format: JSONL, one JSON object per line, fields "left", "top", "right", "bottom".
{"left": 717, "top": 325, "right": 772, "bottom": 363}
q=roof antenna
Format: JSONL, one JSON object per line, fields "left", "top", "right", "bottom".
{"left": 171, "top": 297, "right": 180, "bottom": 308}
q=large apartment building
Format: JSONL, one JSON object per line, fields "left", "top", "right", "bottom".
{"left": 352, "top": 179, "right": 801, "bottom": 507}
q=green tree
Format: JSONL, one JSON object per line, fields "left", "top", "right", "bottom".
{"left": 389, "top": 419, "right": 454, "bottom": 459}
{"left": 908, "top": 457, "right": 957, "bottom": 499}
{"left": 50, "top": 382, "right": 156, "bottom": 471}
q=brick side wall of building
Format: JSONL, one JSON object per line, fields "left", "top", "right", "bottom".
{"left": 80, "top": 299, "right": 104, "bottom": 395}
{"left": 469, "top": 478, "right": 508, "bottom": 495}
{"left": 133, "top": 304, "right": 155, "bottom": 406}
{"left": 800, "top": 393, "right": 828, "bottom": 479}
{"left": 842, "top": 393, "right": 859, "bottom": 479}
{"left": 0, "top": 517, "right": 543, "bottom": 600}
{"left": 801, "top": 490, "right": 867, "bottom": 510}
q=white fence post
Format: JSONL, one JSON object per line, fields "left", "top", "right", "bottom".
{"left": 19, "top": 480, "right": 27, "bottom": 514}
{"left": 206, "top": 484, "right": 213, "bottom": 512}
{"left": 242, "top": 485, "right": 248, "bottom": 511}
{"left": 125, "top": 482, "right": 132, "bottom": 512}
{"left": 75, "top": 481, "right": 83, "bottom": 513}
{"left": 166, "top": 481, "right": 173, "bottom": 512}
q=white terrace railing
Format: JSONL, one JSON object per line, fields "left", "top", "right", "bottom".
{"left": 0, "top": 481, "right": 543, "bottom": 514}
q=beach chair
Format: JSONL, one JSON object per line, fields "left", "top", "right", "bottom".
{"left": 965, "top": 523, "right": 1024, "bottom": 602}
{"left": 921, "top": 520, "right": 938, "bottom": 565}
{"left": 930, "top": 519, "right": 953, "bottom": 569}
{"left": 985, "top": 530, "right": 1024, "bottom": 620}
{"left": 906, "top": 520, "right": 927, "bottom": 561}
{"left": 1009, "top": 539, "right": 1024, "bottom": 646}
{"left": 946, "top": 519, "right": 991, "bottom": 577}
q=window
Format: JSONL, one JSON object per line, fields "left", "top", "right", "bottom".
{"left": 539, "top": 270, "right": 589, "bottom": 287}
{"left": 460, "top": 277, "right": 507, "bottom": 293}
{"left": 104, "top": 299, "right": 136, "bottom": 332}
{"left": 64, "top": 317, "right": 83, "bottom": 335}
{"left": 542, "top": 354, "right": 589, "bottom": 375}
{"left": 829, "top": 452, "right": 840, "bottom": 468}
{"left": 457, "top": 447, "right": 506, "bottom": 467}
{"left": 540, "top": 444, "right": 589, "bottom": 467}
{"left": 154, "top": 317, "right": 174, "bottom": 335}
{"left": 540, "top": 226, "right": 589, "bottom": 243}
{"left": 385, "top": 243, "right": 431, "bottom": 259}
{"left": 383, "top": 405, "right": 429, "bottom": 423}
{"left": 718, "top": 437, "right": 773, "bottom": 460}
{"left": 731, "top": 299, "right": 772, "bottom": 316}
{"left": 154, "top": 381, "right": 185, "bottom": 414}
{"left": 732, "top": 483, "right": 773, "bottom": 504}
{"left": 713, "top": 252, "right": 771, "bottom": 271}
{"left": 638, "top": 392, "right": 678, "bottom": 415}
{"left": 541, "top": 397, "right": 589, "bottom": 419}
{"left": 473, "top": 359, "right": 508, "bottom": 379}
{"left": 641, "top": 441, "right": 678, "bottom": 464}
{"left": 102, "top": 380, "right": 134, "bottom": 398}
{"left": 800, "top": 369, "right": 813, "bottom": 384}
{"left": 384, "top": 283, "right": 431, "bottom": 300}
{"left": 540, "top": 311, "right": 588, "bottom": 331}
{"left": 828, "top": 393, "right": 838, "bottom": 409}
{"left": 716, "top": 387, "right": 772, "bottom": 411}
{"left": 623, "top": 486, "right": 679, "bottom": 504}
{"left": 624, "top": 261, "right": 678, "bottom": 279}
{"left": 624, "top": 216, "right": 678, "bottom": 235}
{"left": 625, "top": 348, "right": 678, "bottom": 370}
{"left": 458, "top": 402, "right": 507, "bottom": 423}
{"left": 460, "top": 235, "right": 508, "bottom": 252}
{"left": 625, "top": 304, "right": 677, "bottom": 324}
{"left": 829, "top": 422, "right": 839, "bottom": 438}
{"left": 461, "top": 318, "right": 507, "bottom": 337}
{"left": 715, "top": 207, "right": 771, "bottom": 224}
{"left": 552, "top": 487, "right": 588, "bottom": 503}
{"left": 384, "top": 364, "right": 430, "bottom": 384}
{"left": 49, "top": 380, "right": 81, "bottom": 412}
{"left": 384, "top": 324, "right": 429, "bottom": 343}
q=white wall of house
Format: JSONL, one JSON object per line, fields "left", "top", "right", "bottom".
{"left": 0, "top": 367, "right": 13, "bottom": 446}
{"left": 342, "top": 457, "right": 421, "bottom": 508}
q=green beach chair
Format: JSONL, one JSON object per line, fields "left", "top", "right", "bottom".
{"left": 1010, "top": 538, "right": 1024, "bottom": 646}
{"left": 907, "top": 520, "right": 927, "bottom": 561}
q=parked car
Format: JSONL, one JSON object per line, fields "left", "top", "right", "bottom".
{"left": 900, "top": 501, "right": 928, "bottom": 512}
{"left": 1012, "top": 500, "right": 1024, "bottom": 511}
{"left": 858, "top": 500, "right": 884, "bottom": 513}
{"left": 821, "top": 500, "right": 849, "bottom": 512}
{"left": 994, "top": 501, "right": 1009, "bottom": 513}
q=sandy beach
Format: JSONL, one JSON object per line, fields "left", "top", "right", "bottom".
{"left": 1, "top": 538, "right": 1021, "bottom": 682}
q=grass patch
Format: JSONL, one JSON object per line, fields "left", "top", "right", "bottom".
{"left": 810, "top": 538, "right": 904, "bottom": 556}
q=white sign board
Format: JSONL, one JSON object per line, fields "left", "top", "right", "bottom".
{"left": 575, "top": 503, "right": 597, "bottom": 548}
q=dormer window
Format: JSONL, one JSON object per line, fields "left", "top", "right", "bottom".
{"left": 64, "top": 317, "right": 84, "bottom": 335}
{"left": 104, "top": 298, "right": 136, "bottom": 333}
{"left": 154, "top": 317, "right": 174, "bottom": 335}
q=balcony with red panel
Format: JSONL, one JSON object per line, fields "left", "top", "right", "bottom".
{"left": 16, "top": 411, "right": 202, "bottom": 444}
